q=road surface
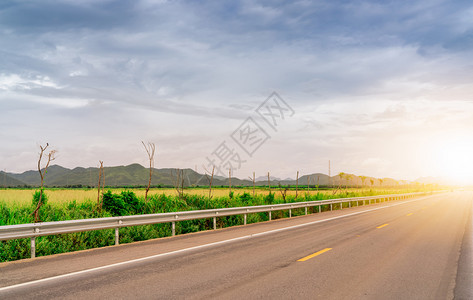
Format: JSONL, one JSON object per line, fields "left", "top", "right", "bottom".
{"left": 0, "top": 191, "right": 471, "bottom": 299}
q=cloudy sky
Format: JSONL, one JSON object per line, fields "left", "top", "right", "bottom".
{"left": 1, "top": 0, "right": 473, "bottom": 183}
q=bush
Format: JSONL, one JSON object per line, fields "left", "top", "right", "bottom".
{"left": 239, "top": 192, "right": 252, "bottom": 204}
{"left": 32, "top": 190, "right": 48, "bottom": 207}
{"left": 102, "top": 190, "right": 126, "bottom": 216}
{"left": 264, "top": 192, "right": 275, "bottom": 204}
{"left": 121, "top": 191, "right": 140, "bottom": 214}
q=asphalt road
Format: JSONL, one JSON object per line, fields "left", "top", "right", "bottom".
{"left": 1, "top": 191, "right": 471, "bottom": 299}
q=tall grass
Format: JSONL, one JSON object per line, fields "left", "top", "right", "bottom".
{"left": 0, "top": 187, "right": 427, "bottom": 262}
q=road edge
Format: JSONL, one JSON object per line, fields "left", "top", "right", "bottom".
{"left": 453, "top": 195, "right": 473, "bottom": 299}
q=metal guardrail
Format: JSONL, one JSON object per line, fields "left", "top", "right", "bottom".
{"left": 0, "top": 192, "right": 431, "bottom": 258}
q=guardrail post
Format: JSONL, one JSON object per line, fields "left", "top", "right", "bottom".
{"left": 30, "top": 236, "right": 36, "bottom": 258}
{"left": 305, "top": 206, "right": 307, "bottom": 215}
{"left": 330, "top": 203, "right": 332, "bottom": 211}
{"left": 269, "top": 210, "right": 272, "bottom": 221}
{"left": 349, "top": 200, "right": 351, "bottom": 208}
{"left": 172, "top": 222, "right": 176, "bottom": 236}
{"left": 318, "top": 205, "right": 321, "bottom": 213}
{"left": 244, "top": 214, "right": 247, "bottom": 225}
{"left": 115, "top": 227, "right": 119, "bottom": 245}
{"left": 289, "top": 208, "right": 292, "bottom": 218}
{"left": 213, "top": 217, "right": 216, "bottom": 230}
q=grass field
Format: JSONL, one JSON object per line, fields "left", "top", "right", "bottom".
{"left": 0, "top": 186, "right": 415, "bottom": 208}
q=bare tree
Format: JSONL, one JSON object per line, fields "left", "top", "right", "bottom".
{"left": 267, "top": 172, "right": 271, "bottom": 194}
{"left": 228, "top": 168, "right": 232, "bottom": 194}
{"left": 345, "top": 174, "right": 353, "bottom": 191}
{"left": 278, "top": 182, "right": 288, "bottom": 202}
{"left": 359, "top": 176, "right": 367, "bottom": 190}
{"left": 97, "top": 161, "right": 104, "bottom": 210}
{"left": 142, "top": 141, "right": 156, "bottom": 202}
{"left": 33, "top": 143, "right": 56, "bottom": 222}
{"left": 333, "top": 172, "right": 345, "bottom": 195}
{"left": 248, "top": 172, "right": 256, "bottom": 197}
{"left": 204, "top": 166, "right": 215, "bottom": 199}
{"left": 307, "top": 175, "right": 310, "bottom": 194}
{"left": 172, "top": 168, "right": 184, "bottom": 199}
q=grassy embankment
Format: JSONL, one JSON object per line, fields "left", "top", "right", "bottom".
{"left": 0, "top": 187, "right": 427, "bottom": 262}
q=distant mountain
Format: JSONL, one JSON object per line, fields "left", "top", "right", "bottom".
{"left": 414, "top": 176, "right": 445, "bottom": 185}
{"left": 4, "top": 164, "right": 255, "bottom": 188}
{"left": 3, "top": 164, "right": 431, "bottom": 188}
{"left": 255, "top": 176, "right": 281, "bottom": 182}
{"left": 299, "top": 173, "right": 330, "bottom": 186}
{"left": 0, "top": 171, "right": 27, "bottom": 187}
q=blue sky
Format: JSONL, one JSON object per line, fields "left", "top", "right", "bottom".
{"left": 1, "top": 0, "right": 473, "bottom": 183}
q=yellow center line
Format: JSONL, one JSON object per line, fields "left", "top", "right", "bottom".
{"left": 297, "top": 248, "right": 332, "bottom": 262}
{"left": 376, "top": 223, "right": 389, "bottom": 229}
{"left": 406, "top": 213, "right": 413, "bottom": 216}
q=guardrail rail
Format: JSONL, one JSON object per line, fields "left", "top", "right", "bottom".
{"left": 0, "top": 192, "right": 435, "bottom": 258}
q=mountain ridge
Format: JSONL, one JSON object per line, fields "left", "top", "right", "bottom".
{"left": 0, "top": 164, "right": 428, "bottom": 188}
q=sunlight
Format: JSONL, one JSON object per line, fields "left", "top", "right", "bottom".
{"left": 432, "top": 135, "right": 473, "bottom": 185}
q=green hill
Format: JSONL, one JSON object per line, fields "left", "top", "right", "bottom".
{"left": 0, "top": 171, "right": 27, "bottom": 187}
{"left": 4, "top": 164, "right": 405, "bottom": 188}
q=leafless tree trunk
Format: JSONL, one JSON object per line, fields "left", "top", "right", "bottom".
{"left": 295, "top": 171, "right": 299, "bottom": 199}
{"left": 267, "top": 172, "right": 271, "bottom": 194}
{"left": 307, "top": 175, "right": 310, "bottom": 194}
{"left": 228, "top": 168, "right": 232, "bottom": 194}
{"left": 278, "top": 182, "right": 288, "bottom": 201}
{"left": 204, "top": 166, "right": 215, "bottom": 199}
{"left": 181, "top": 170, "right": 184, "bottom": 195}
{"left": 248, "top": 172, "right": 255, "bottom": 197}
{"left": 172, "top": 168, "right": 184, "bottom": 198}
{"left": 33, "top": 143, "right": 56, "bottom": 222}
{"left": 252, "top": 172, "right": 255, "bottom": 197}
{"left": 142, "top": 141, "right": 156, "bottom": 202}
{"left": 333, "top": 172, "right": 345, "bottom": 195}
{"left": 97, "top": 161, "right": 104, "bottom": 210}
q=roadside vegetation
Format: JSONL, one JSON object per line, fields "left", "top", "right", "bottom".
{"left": 0, "top": 142, "right": 440, "bottom": 262}
{"left": 0, "top": 186, "right": 432, "bottom": 262}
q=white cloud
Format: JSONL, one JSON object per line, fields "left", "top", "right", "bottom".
{"left": 1, "top": 0, "right": 473, "bottom": 182}
{"left": 0, "top": 74, "right": 61, "bottom": 90}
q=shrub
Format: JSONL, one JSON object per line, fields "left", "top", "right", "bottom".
{"left": 102, "top": 190, "right": 126, "bottom": 216}
{"left": 239, "top": 192, "right": 252, "bottom": 204}
{"left": 121, "top": 191, "right": 140, "bottom": 214}
{"left": 32, "top": 190, "right": 48, "bottom": 207}
{"left": 264, "top": 192, "right": 275, "bottom": 204}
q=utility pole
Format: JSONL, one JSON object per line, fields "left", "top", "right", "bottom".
{"left": 328, "top": 160, "right": 331, "bottom": 188}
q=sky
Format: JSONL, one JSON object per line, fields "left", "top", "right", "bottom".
{"left": 1, "top": 0, "right": 473, "bottom": 184}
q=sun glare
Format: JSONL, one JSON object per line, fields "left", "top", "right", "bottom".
{"left": 432, "top": 136, "right": 473, "bottom": 186}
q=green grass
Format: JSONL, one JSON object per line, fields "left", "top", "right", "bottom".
{"left": 0, "top": 187, "right": 430, "bottom": 262}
